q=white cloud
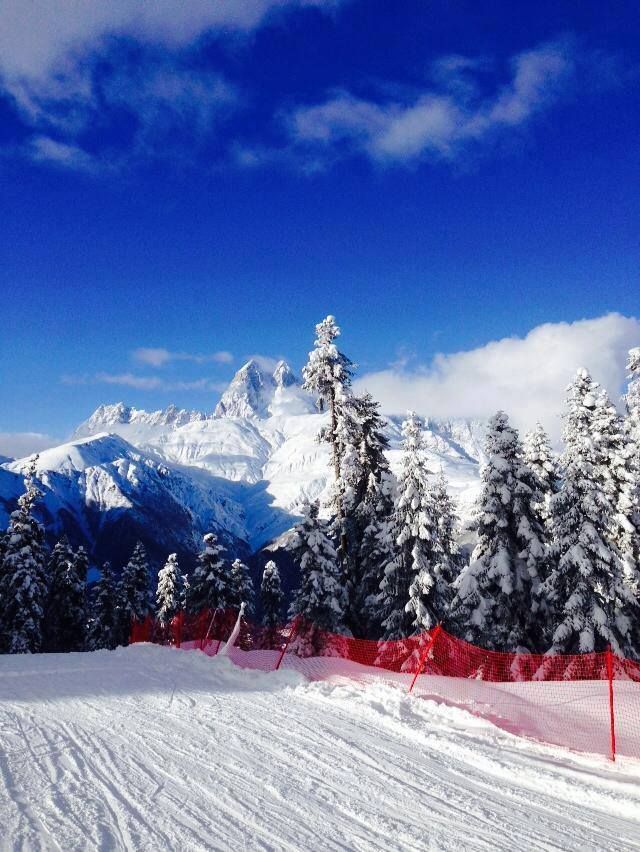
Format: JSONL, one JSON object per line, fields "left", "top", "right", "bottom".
{"left": 0, "top": 0, "right": 340, "bottom": 169}
{"left": 0, "top": 1, "right": 340, "bottom": 80}
{"left": 62, "top": 372, "right": 226, "bottom": 392}
{"left": 11, "top": 59, "right": 238, "bottom": 170}
{"left": 0, "top": 432, "right": 58, "bottom": 459}
{"left": 132, "top": 347, "right": 234, "bottom": 367}
{"left": 29, "top": 135, "right": 99, "bottom": 171}
{"left": 355, "top": 314, "right": 640, "bottom": 441}
{"left": 284, "top": 38, "right": 582, "bottom": 166}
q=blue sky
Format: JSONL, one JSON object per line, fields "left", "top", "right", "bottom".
{"left": 0, "top": 0, "right": 639, "bottom": 452}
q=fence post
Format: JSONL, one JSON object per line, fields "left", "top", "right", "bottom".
{"left": 200, "top": 609, "right": 218, "bottom": 651}
{"left": 275, "top": 616, "right": 301, "bottom": 671}
{"left": 606, "top": 645, "right": 616, "bottom": 762}
{"left": 409, "top": 624, "right": 442, "bottom": 694}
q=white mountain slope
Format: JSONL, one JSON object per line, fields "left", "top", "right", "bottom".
{"left": 1, "top": 434, "right": 251, "bottom": 567}
{"left": 1, "top": 359, "right": 484, "bottom": 559}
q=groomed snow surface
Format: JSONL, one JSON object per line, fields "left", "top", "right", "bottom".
{"left": 1, "top": 646, "right": 639, "bottom": 851}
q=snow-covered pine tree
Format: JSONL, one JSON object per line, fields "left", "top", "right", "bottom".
{"left": 591, "top": 386, "right": 640, "bottom": 583}
{"left": 302, "top": 318, "right": 394, "bottom": 637}
{"left": 42, "top": 536, "right": 74, "bottom": 651}
{"left": 44, "top": 542, "right": 88, "bottom": 653}
{"left": 88, "top": 561, "right": 119, "bottom": 650}
{"left": 70, "top": 547, "right": 89, "bottom": 651}
{"left": 543, "top": 369, "right": 640, "bottom": 656}
{"left": 288, "top": 501, "right": 347, "bottom": 654}
{"left": 0, "top": 457, "right": 48, "bottom": 654}
{"left": 329, "top": 388, "right": 366, "bottom": 620}
{"left": 523, "top": 422, "right": 559, "bottom": 523}
{"left": 356, "top": 470, "right": 396, "bottom": 637}
{"left": 426, "top": 470, "right": 465, "bottom": 597}
{"left": 302, "top": 314, "right": 354, "bottom": 453}
{"left": 229, "top": 558, "right": 254, "bottom": 615}
{"left": 118, "top": 541, "right": 153, "bottom": 641}
{"left": 333, "top": 388, "right": 366, "bottom": 528}
{"left": 260, "top": 560, "right": 284, "bottom": 628}
{"left": 303, "top": 316, "right": 354, "bottom": 558}
{"left": 187, "top": 532, "right": 233, "bottom": 614}
{"left": 376, "top": 412, "right": 442, "bottom": 640}
{"left": 450, "top": 411, "right": 548, "bottom": 652}
{"left": 156, "top": 553, "right": 182, "bottom": 624}
{"left": 338, "top": 392, "right": 396, "bottom": 636}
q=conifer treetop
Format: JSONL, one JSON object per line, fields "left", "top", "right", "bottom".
{"left": 302, "top": 315, "right": 354, "bottom": 408}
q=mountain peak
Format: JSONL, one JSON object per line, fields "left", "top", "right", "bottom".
{"left": 273, "top": 360, "right": 297, "bottom": 389}
{"left": 214, "top": 359, "right": 277, "bottom": 419}
{"left": 214, "top": 359, "right": 312, "bottom": 419}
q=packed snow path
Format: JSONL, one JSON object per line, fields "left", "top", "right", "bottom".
{"left": 1, "top": 646, "right": 639, "bottom": 851}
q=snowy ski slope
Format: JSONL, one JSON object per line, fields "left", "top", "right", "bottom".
{"left": 1, "top": 645, "right": 639, "bottom": 851}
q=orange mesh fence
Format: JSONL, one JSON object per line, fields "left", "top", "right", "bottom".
{"left": 130, "top": 611, "right": 640, "bottom": 761}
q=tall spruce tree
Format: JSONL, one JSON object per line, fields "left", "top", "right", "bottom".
{"left": 430, "top": 471, "right": 465, "bottom": 583}
{"left": 188, "top": 532, "right": 233, "bottom": 613}
{"left": 356, "top": 470, "right": 396, "bottom": 637}
{"left": 229, "top": 558, "right": 254, "bottom": 615}
{"left": 407, "top": 470, "right": 464, "bottom": 633}
{"left": 260, "top": 560, "right": 284, "bottom": 628}
{"left": 44, "top": 541, "right": 87, "bottom": 652}
{"left": 43, "top": 536, "right": 74, "bottom": 651}
{"left": 376, "top": 412, "right": 441, "bottom": 639}
{"left": 543, "top": 370, "right": 640, "bottom": 656}
{"left": 303, "top": 316, "right": 354, "bottom": 559}
{"left": 339, "top": 392, "right": 395, "bottom": 636}
{"left": 451, "top": 411, "right": 548, "bottom": 651}
{"left": 592, "top": 387, "right": 639, "bottom": 580}
{"left": 119, "top": 541, "right": 153, "bottom": 640}
{"left": 288, "top": 501, "right": 346, "bottom": 634}
{"left": 0, "top": 458, "right": 48, "bottom": 654}
{"left": 88, "top": 561, "right": 119, "bottom": 650}
{"left": 302, "top": 318, "right": 393, "bottom": 637}
{"left": 302, "top": 315, "right": 354, "bottom": 466}
{"left": 156, "top": 553, "right": 182, "bottom": 624}
{"left": 70, "top": 547, "right": 88, "bottom": 650}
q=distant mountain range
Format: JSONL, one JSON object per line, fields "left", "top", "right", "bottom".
{"left": 0, "top": 359, "right": 484, "bottom": 575}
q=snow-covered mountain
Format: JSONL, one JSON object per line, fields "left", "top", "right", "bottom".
{"left": 0, "top": 433, "right": 252, "bottom": 570}
{"left": 214, "top": 358, "right": 315, "bottom": 418}
{"left": 0, "top": 358, "right": 485, "bottom": 569}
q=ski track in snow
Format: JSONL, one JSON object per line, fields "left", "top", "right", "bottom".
{"left": 1, "top": 646, "right": 639, "bottom": 851}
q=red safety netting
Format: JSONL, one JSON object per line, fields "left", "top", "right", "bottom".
{"left": 130, "top": 611, "right": 640, "bottom": 761}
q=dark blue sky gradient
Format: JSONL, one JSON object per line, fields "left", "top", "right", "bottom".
{"left": 0, "top": 0, "right": 638, "bottom": 438}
